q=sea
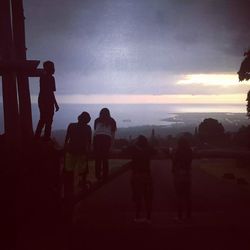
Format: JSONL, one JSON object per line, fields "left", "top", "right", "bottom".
{"left": 0, "top": 103, "right": 247, "bottom": 134}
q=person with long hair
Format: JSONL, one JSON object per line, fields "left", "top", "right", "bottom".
{"left": 93, "top": 108, "right": 116, "bottom": 181}
{"left": 172, "top": 136, "right": 193, "bottom": 221}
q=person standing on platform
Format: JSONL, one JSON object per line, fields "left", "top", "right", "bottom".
{"left": 35, "top": 61, "right": 59, "bottom": 141}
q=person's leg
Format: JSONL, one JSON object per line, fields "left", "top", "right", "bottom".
{"left": 177, "top": 196, "right": 183, "bottom": 220}
{"left": 177, "top": 186, "right": 185, "bottom": 220}
{"left": 44, "top": 108, "right": 54, "bottom": 140}
{"left": 185, "top": 182, "right": 192, "bottom": 219}
{"left": 94, "top": 136, "right": 102, "bottom": 181}
{"left": 174, "top": 178, "right": 183, "bottom": 220}
{"left": 145, "top": 198, "right": 152, "bottom": 220}
{"left": 101, "top": 136, "right": 111, "bottom": 180}
{"left": 35, "top": 101, "right": 46, "bottom": 138}
{"left": 44, "top": 122, "right": 52, "bottom": 140}
{"left": 102, "top": 158, "right": 109, "bottom": 180}
{"left": 77, "top": 155, "right": 89, "bottom": 190}
{"left": 144, "top": 180, "right": 153, "bottom": 221}
{"left": 63, "top": 170, "right": 74, "bottom": 224}
{"left": 63, "top": 171, "right": 74, "bottom": 199}
{"left": 135, "top": 198, "right": 142, "bottom": 220}
{"left": 64, "top": 154, "right": 76, "bottom": 197}
{"left": 35, "top": 119, "right": 45, "bottom": 138}
{"left": 95, "top": 158, "right": 102, "bottom": 181}
{"left": 63, "top": 154, "right": 77, "bottom": 224}
{"left": 131, "top": 177, "right": 143, "bottom": 221}
{"left": 186, "top": 195, "right": 191, "bottom": 219}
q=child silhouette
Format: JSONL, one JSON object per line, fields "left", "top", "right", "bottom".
{"left": 35, "top": 61, "right": 59, "bottom": 141}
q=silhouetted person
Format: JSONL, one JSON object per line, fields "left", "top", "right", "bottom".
{"left": 127, "top": 135, "right": 155, "bottom": 223}
{"left": 35, "top": 61, "right": 59, "bottom": 141}
{"left": 172, "top": 137, "right": 193, "bottom": 221}
{"left": 64, "top": 112, "right": 92, "bottom": 200}
{"left": 93, "top": 108, "right": 116, "bottom": 181}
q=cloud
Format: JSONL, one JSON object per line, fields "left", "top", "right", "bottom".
{"left": 20, "top": 0, "right": 250, "bottom": 97}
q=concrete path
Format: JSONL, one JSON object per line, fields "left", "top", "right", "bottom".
{"left": 71, "top": 160, "right": 250, "bottom": 249}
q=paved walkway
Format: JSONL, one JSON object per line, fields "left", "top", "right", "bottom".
{"left": 17, "top": 160, "right": 250, "bottom": 250}
{"left": 71, "top": 160, "right": 250, "bottom": 249}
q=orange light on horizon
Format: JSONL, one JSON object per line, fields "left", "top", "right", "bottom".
{"left": 177, "top": 73, "right": 238, "bottom": 86}
{"left": 29, "top": 93, "right": 246, "bottom": 104}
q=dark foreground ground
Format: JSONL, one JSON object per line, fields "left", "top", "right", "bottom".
{"left": 17, "top": 160, "right": 250, "bottom": 250}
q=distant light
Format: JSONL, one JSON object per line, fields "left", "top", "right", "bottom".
{"left": 177, "top": 74, "right": 238, "bottom": 86}
{"left": 30, "top": 94, "right": 245, "bottom": 104}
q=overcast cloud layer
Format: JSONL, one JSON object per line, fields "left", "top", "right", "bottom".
{"left": 23, "top": 0, "right": 250, "bottom": 96}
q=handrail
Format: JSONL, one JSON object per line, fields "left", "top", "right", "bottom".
{"left": 84, "top": 149, "right": 250, "bottom": 160}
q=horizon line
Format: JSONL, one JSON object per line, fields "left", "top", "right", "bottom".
{"left": 0, "top": 93, "right": 247, "bottom": 105}
{"left": 34, "top": 94, "right": 246, "bottom": 104}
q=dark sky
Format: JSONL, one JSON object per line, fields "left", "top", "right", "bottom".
{"left": 20, "top": 0, "right": 250, "bottom": 98}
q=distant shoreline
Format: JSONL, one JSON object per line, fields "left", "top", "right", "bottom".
{"left": 0, "top": 103, "right": 247, "bottom": 134}
{"left": 52, "top": 112, "right": 249, "bottom": 145}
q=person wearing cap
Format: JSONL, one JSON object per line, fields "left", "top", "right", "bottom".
{"left": 64, "top": 112, "right": 92, "bottom": 199}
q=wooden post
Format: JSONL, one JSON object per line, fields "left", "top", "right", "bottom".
{"left": 0, "top": 0, "right": 20, "bottom": 147}
{"left": 12, "top": 0, "right": 33, "bottom": 140}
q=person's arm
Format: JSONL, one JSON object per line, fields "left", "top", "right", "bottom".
{"left": 53, "top": 93, "right": 59, "bottom": 112}
{"left": 94, "top": 119, "right": 97, "bottom": 130}
{"left": 87, "top": 126, "right": 92, "bottom": 153}
{"left": 64, "top": 124, "right": 71, "bottom": 150}
{"left": 111, "top": 119, "right": 117, "bottom": 140}
{"left": 52, "top": 76, "right": 59, "bottom": 111}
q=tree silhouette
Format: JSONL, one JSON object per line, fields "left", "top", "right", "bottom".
{"left": 238, "top": 49, "right": 250, "bottom": 117}
{"left": 198, "top": 118, "right": 224, "bottom": 144}
{"left": 233, "top": 125, "right": 250, "bottom": 148}
{"left": 238, "top": 50, "right": 250, "bottom": 82}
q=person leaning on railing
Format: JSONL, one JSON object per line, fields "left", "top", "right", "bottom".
{"left": 93, "top": 108, "right": 117, "bottom": 182}
{"left": 63, "top": 112, "right": 92, "bottom": 199}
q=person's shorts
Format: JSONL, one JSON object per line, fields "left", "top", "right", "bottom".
{"left": 64, "top": 153, "right": 88, "bottom": 174}
{"left": 131, "top": 173, "right": 153, "bottom": 202}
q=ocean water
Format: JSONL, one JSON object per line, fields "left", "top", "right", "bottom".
{"left": 0, "top": 103, "right": 247, "bottom": 133}
{"left": 32, "top": 103, "right": 246, "bottom": 130}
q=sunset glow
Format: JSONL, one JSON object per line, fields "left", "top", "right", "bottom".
{"left": 31, "top": 93, "right": 246, "bottom": 104}
{"left": 177, "top": 74, "right": 238, "bottom": 86}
